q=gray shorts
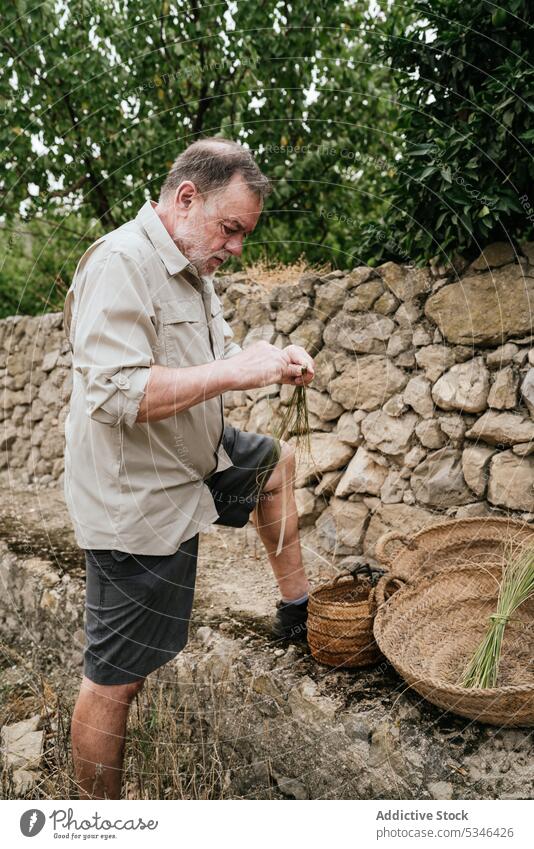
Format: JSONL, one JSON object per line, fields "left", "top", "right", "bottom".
{"left": 83, "top": 425, "right": 281, "bottom": 685}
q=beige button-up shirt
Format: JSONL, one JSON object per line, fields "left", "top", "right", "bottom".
{"left": 63, "top": 199, "right": 242, "bottom": 555}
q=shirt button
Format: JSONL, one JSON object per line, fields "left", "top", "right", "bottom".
{"left": 116, "top": 375, "right": 129, "bottom": 388}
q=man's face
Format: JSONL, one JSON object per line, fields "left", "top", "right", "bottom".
{"left": 172, "top": 173, "right": 263, "bottom": 277}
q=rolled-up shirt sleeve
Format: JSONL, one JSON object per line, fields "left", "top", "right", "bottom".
{"left": 222, "top": 315, "right": 242, "bottom": 359}
{"left": 72, "top": 250, "right": 157, "bottom": 428}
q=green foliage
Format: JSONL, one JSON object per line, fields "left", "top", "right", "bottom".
{"left": 0, "top": 216, "right": 102, "bottom": 319}
{"left": 361, "top": 0, "right": 534, "bottom": 265}
{"left": 0, "top": 0, "right": 398, "bottom": 313}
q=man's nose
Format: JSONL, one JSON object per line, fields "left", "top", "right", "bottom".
{"left": 225, "top": 233, "right": 244, "bottom": 256}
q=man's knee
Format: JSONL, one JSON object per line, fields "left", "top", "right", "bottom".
{"left": 79, "top": 675, "right": 145, "bottom": 706}
{"left": 258, "top": 439, "right": 296, "bottom": 496}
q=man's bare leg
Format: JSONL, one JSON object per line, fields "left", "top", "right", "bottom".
{"left": 71, "top": 675, "right": 144, "bottom": 799}
{"left": 251, "top": 440, "right": 309, "bottom": 601}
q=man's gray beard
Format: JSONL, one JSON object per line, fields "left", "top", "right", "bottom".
{"left": 172, "top": 233, "right": 207, "bottom": 275}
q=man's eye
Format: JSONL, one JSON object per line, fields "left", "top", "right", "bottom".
{"left": 221, "top": 223, "right": 238, "bottom": 237}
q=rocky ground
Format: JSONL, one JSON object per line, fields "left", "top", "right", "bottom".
{"left": 0, "top": 484, "right": 533, "bottom": 800}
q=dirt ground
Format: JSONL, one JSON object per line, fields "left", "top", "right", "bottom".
{"left": 0, "top": 483, "right": 334, "bottom": 630}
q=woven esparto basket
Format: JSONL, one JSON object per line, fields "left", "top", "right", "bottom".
{"left": 308, "top": 564, "right": 384, "bottom": 668}
{"left": 373, "top": 520, "right": 534, "bottom": 727}
{"left": 375, "top": 516, "right": 534, "bottom": 581}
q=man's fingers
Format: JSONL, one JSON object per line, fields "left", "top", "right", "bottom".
{"left": 286, "top": 363, "right": 307, "bottom": 381}
{"left": 284, "top": 345, "right": 315, "bottom": 376}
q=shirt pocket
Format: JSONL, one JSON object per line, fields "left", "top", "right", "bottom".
{"left": 160, "top": 298, "right": 209, "bottom": 367}
{"left": 209, "top": 293, "right": 226, "bottom": 359}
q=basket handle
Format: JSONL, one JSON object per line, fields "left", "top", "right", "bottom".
{"left": 332, "top": 562, "right": 386, "bottom": 586}
{"left": 375, "top": 530, "right": 417, "bottom": 567}
{"left": 374, "top": 573, "right": 407, "bottom": 607}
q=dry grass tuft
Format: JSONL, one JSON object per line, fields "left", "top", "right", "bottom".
{"left": 244, "top": 255, "right": 331, "bottom": 289}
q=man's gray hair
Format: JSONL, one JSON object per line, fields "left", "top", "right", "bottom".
{"left": 159, "top": 137, "right": 271, "bottom": 204}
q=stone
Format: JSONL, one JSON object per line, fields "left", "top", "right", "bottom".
{"left": 427, "top": 780, "right": 454, "bottom": 800}
{"left": 335, "top": 412, "right": 362, "bottom": 446}
{"left": 438, "top": 414, "right": 466, "bottom": 443}
{"left": 305, "top": 387, "right": 344, "bottom": 421}
{"left": 314, "top": 470, "right": 344, "bottom": 496}
{"left": 412, "top": 327, "right": 432, "bottom": 347}
{"left": 272, "top": 770, "right": 309, "bottom": 800}
{"left": 315, "top": 279, "right": 350, "bottom": 319}
{"left": 461, "top": 445, "right": 496, "bottom": 497}
{"left": 311, "top": 349, "right": 337, "bottom": 392}
{"left": 1, "top": 714, "right": 43, "bottom": 771}
{"left": 294, "top": 488, "right": 320, "bottom": 525}
{"left": 380, "top": 471, "right": 408, "bottom": 504}
{"left": 486, "top": 343, "right": 519, "bottom": 369}
{"left": 290, "top": 433, "right": 354, "bottom": 487}
{"left": 361, "top": 411, "right": 418, "bottom": 456}
{"left": 41, "top": 349, "right": 60, "bottom": 372}
{"left": 275, "top": 297, "right": 310, "bottom": 334}
{"left": 345, "top": 267, "right": 376, "bottom": 288}
{"left": 345, "top": 281, "right": 383, "bottom": 311}
{"left": 521, "top": 369, "right": 534, "bottom": 416}
{"left": 488, "top": 451, "right": 534, "bottom": 512}
{"left": 415, "top": 419, "right": 446, "bottom": 450}
{"left": 247, "top": 398, "right": 280, "bottom": 434}
{"left": 335, "top": 447, "right": 388, "bottom": 497}
{"left": 242, "top": 323, "right": 276, "bottom": 348}
{"left": 453, "top": 346, "right": 475, "bottom": 363}
{"left": 387, "top": 329, "right": 412, "bottom": 358}
{"left": 403, "top": 445, "right": 427, "bottom": 469}
{"left": 373, "top": 291, "right": 399, "bottom": 315}
{"left": 289, "top": 319, "right": 324, "bottom": 356}
{"left": 394, "top": 300, "right": 421, "bottom": 327}
{"left": 455, "top": 502, "right": 494, "bottom": 518}
{"left": 466, "top": 411, "right": 534, "bottom": 446}
{"left": 323, "top": 312, "right": 395, "bottom": 355}
{"left": 315, "top": 498, "right": 369, "bottom": 555}
{"left": 329, "top": 356, "right": 407, "bottom": 411}
{"left": 469, "top": 242, "right": 516, "bottom": 270}
{"left": 424, "top": 266, "right": 534, "bottom": 345}
{"left": 415, "top": 345, "right": 455, "bottom": 382}
{"left": 395, "top": 350, "right": 415, "bottom": 366}
{"left": 403, "top": 375, "right": 434, "bottom": 418}
{"left": 512, "top": 442, "right": 534, "bottom": 457}
{"left": 487, "top": 367, "right": 518, "bottom": 410}
{"left": 364, "top": 502, "right": 437, "bottom": 556}
{"left": 377, "top": 262, "right": 431, "bottom": 301}
{"left": 410, "top": 448, "right": 475, "bottom": 507}
{"left": 382, "top": 394, "right": 407, "bottom": 417}
{"left": 431, "top": 358, "right": 490, "bottom": 413}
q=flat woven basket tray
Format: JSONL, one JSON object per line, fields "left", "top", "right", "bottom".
{"left": 375, "top": 516, "right": 534, "bottom": 580}
{"left": 373, "top": 518, "right": 534, "bottom": 727}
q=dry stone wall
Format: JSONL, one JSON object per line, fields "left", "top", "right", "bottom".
{"left": 1, "top": 241, "right": 533, "bottom": 563}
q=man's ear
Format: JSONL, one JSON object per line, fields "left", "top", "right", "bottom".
{"left": 175, "top": 180, "right": 197, "bottom": 211}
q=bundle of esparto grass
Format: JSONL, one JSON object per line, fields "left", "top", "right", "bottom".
{"left": 461, "top": 540, "right": 534, "bottom": 689}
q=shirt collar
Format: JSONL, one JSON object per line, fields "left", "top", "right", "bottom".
{"left": 135, "top": 199, "right": 200, "bottom": 278}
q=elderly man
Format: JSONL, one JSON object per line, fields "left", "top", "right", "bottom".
{"left": 63, "top": 137, "right": 315, "bottom": 799}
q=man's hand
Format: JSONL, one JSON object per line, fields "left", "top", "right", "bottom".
{"left": 227, "top": 341, "right": 315, "bottom": 390}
